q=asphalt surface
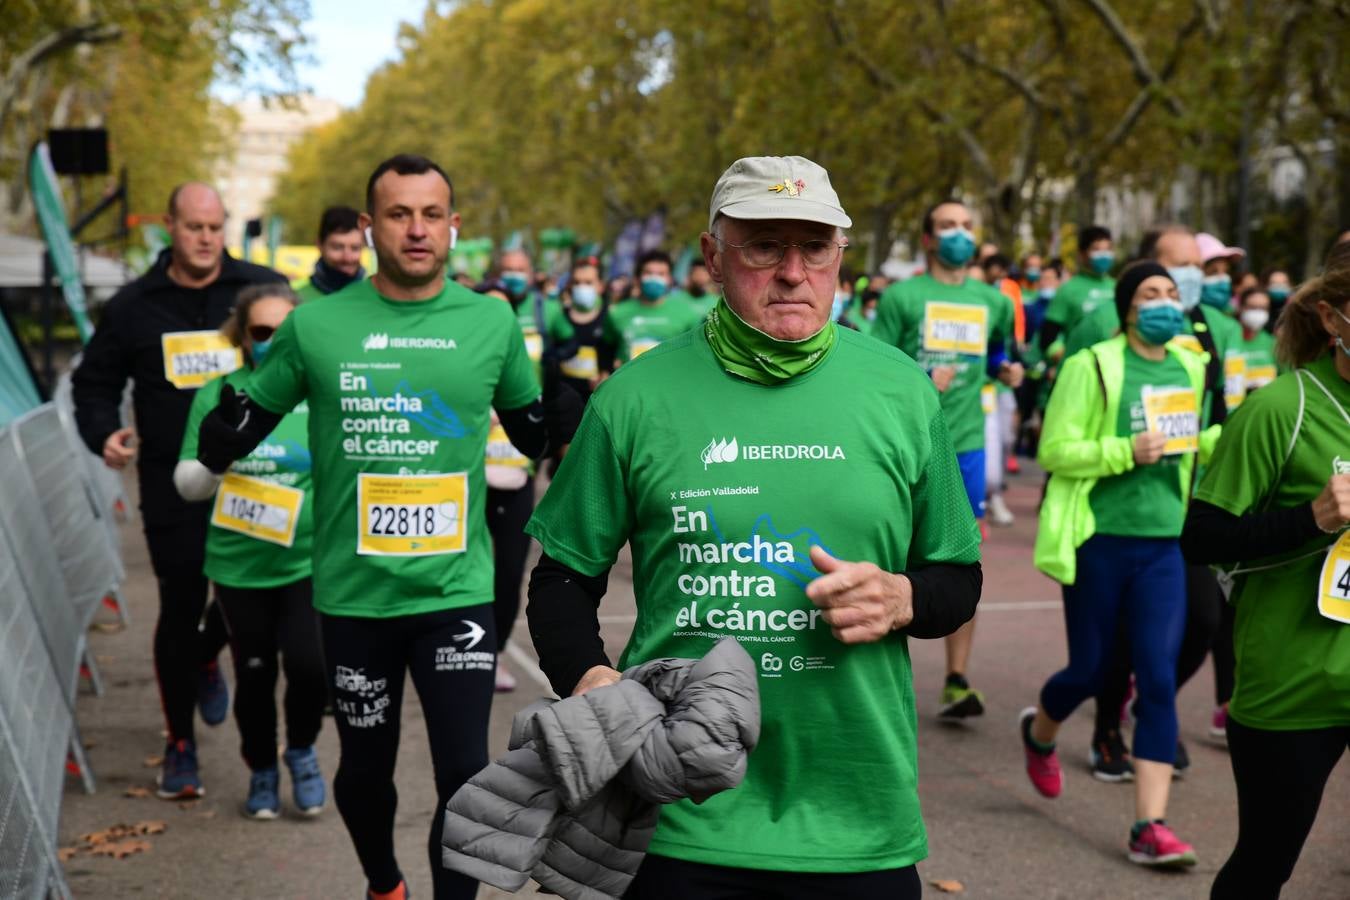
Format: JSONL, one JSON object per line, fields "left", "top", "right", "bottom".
{"left": 58, "top": 468, "right": 1350, "bottom": 899}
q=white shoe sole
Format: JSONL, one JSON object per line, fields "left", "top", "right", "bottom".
{"left": 245, "top": 806, "right": 279, "bottom": 820}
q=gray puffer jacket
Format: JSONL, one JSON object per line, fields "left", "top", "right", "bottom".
{"left": 440, "top": 637, "right": 760, "bottom": 899}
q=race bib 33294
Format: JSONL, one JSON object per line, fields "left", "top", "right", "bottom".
{"left": 162, "top": 331, "right": 242, "bottom": 390}
{"left": 357, "top": 472, "right": 467, "bottom": 556}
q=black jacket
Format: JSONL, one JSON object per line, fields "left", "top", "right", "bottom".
{"left": 72, "top": 249, "right": 285, "bottom": 537}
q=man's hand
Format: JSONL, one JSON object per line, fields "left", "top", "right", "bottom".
{"left": 805, "top": 546, "right": 913, "bottom": 643}
{"left": 931, "top": 365, "right": 957, "bottom": 393}
{"left": 571, "top": 664, "right": 622, "bottom": 696}
{"left": 102, "top": 427, "right": 137, "bottom": 470}
{"left": 998, "top": 361, "right": 1025, "bottom": 389}
{"left": 1312, "top": 474, "right": 1350, "bottom": 533}
{"left": 1132, "top": 431, "right": 1167, "bottom": 466}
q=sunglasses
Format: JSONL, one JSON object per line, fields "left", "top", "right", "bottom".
{"left": 248, "top": 325, "right": 276, "bottom": 342}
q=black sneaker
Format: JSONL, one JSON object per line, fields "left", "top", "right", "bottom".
{"left": 1088, "top": 730, "right": 1134, "bottom": 782}
{"left": 1173, "top": 739, "right": 1189, "bottom": 778}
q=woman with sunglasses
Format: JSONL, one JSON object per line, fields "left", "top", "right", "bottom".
{"left": 175, "top": 283, "right": 327, "bottom": 820}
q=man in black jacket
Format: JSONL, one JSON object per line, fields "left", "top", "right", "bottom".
{"left": 72, "top": 181, "right": 285, "bottom": 799}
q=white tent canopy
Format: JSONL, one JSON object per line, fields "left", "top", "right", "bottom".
{"left": 0, "top": 232, "right": 129, "bottom": 291}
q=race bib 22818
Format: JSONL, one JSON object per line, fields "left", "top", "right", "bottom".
{"left": 356, "top": 472, "right": 467, "bottom": 556}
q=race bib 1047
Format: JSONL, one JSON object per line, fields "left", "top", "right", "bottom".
{"left": 162, "top": 331, "right": 242, "bottom": 390}
{"left": 357, "top": 472, "right": 467, "bottom": 556}
{"left": 922, "top": 302, "right": 988, "bottom": 356}
{"left": 1317, "top": 531, "right": 1350, "bottom": 625}
{"left": 210, "top": 473, "right": 304, "bottom": 547}
{"left": 1142, "top": 385, "right": 1199, "bottom": 455}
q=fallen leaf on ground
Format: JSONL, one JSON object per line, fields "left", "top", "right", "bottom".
{"left": 122, "top": 787, "right": 151, "bottom": 799}
{"left": 57, "top": 847, "right": 79, "bottom": 862}
{"left": 82, "top": 740, "right": 97, "bottom": 750}
{"left": 89, "top": 839, "right": 150, "bottom": 859}
{"left": 176, "top": 800, "right": 200, "bottom": 811}
{"left": 142, "top": 755, "right": 163, "bottom": 768}
{"left": 197, "top": 810, "right": 216, "bottom": 820}
{"left": 930, "top": 880, "right": 964, "bottom": 894}
{"left": 130, "top": 821, "right": 166, "bottom": 835}
{"left": 92, "top": 623, "right": 124, "bottom": 634}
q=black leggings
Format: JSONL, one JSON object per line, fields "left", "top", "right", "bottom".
{"left": 214, "top": 579, "right": 326, "bottom": 771}
{"left": 1213, "top": 597, "right": 1236, "bottom": 706}
{"left": 1211, "top": 719, "right": 1349, "bottom": 899}
{"left": 321, "top": 605, "right": 496, "bottom": 900}
{"left": 1094, "top": 563, "right": 1223, "bottom": 740}
{"left": 486, "top": 485, "right": 534, "bottom": 652}
{"left": 153, "top": 566, "right": 230, "bottom": 743}
{"left": 625, "top": 854, "right": 922, "bottom": 899}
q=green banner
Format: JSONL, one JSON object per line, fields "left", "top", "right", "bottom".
{"left": 0, "top": 305, "right": 42, "bottom": 426}
{"left": 29, "top": 142, "right": 94, "bottom": 343}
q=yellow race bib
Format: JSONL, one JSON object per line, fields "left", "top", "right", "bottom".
{"left": 357, "top": 472, "right": 467, "bottom": 556}
{"left": 981, "top": 383, "right": 997, "bottom": 415}
{"left": 524, "top": 332, "right": 544, "bottom": 363}
{"left": 1317, "top": 531, "right": 1350, "bottom": 625}
{"left": 210, "top": 473, "right": 304, "bottom": 547}
{"left": 923, "top": 302, "right": 988, "bottom": 356}
{"left": 1224, "top": 355, "right": 1248, "bottom": 410}
{"left": 629, "top": 339, "right": 659, "bottom": 359}
{"left": 1246, "top": 364, "right": 1277, "bottom": 390}
{"left": 484, "top": 423, "right": 530, "bottom": 469}
{"left": 1168, "top": 334, "right": 1204, "bottom": 356}
{"left": 1142, "top": 386, "right": 1199, "bottom": 455}
{"left": 560, "top": 345, "right": 599, "bottom": 380}
{"left": 162, "top": 331, "right": 243, "bottom": 390}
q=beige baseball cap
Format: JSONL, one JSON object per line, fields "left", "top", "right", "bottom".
{"left": 708, "top": 155, "right": 852, "bottom": 232}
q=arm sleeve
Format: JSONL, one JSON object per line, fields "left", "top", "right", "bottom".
{"left": 526, "top": 553, "right": 614, "bottom": 696}
{"left": 1038, "top": 320, "right": 1063, "bottom": 354}
{"left": 1036, "top": 350, "right": 1136, "bottom": 478}
{"left": 71, "top": 305, "right": 130, "bottom": 454}
{"left": 1180, "top": 500, "right": 1322, "bottom": 566}
{"left": 244, "top": 314, "right": 307, "bottom": 415}
{"left": 178, "top": 376, "right": 222, "bottom": 461}
{"left": 905, "top": 562, "right": 982, "bottom": 639}
{"left": 497, "top": 400, "right": 547, "bottom": 459}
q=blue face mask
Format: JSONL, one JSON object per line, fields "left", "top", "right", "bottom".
{"left": 935, "top": 227, "right": 977, "bottom": 269}
{"left": 1024, "top": 268, "right": 1041, "bottom": 284}
{"left": 1268, "top": 285, "right": 1291, "bottom": 303}
{"left": 1167, "top": 265, "right": 1204, "bottom": 311}
{"left": 1201, "top": 273, "right": 1232, "bottom": 309}
{"left": 251, "top": 338, "right": 273, "bottom": 366}
{"left": 1038, "top": 287, "right": 1056, "bottom": 302}
{"left": 570, "top": 283, "right": 599, "bottom": 311}
{"left": 640, "top": 276, "right": 669, "bottom": 301}
{"left": 1134, "top": 302, "right": 1185, "bottom": 346}
{"left": 1089, "top": 251, "right": 1114, "bottom": 276}
{"left": 863, "top": 306, "right": 877, "bottom": 322}
{"left": 501, "top": 271, "right": 530, "bottom": 297}
{"left": 830, "top": 293, "right": 848, "bottom": 322}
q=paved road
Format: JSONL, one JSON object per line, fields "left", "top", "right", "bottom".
{"left": 59, "top": 471, "right": 1350, "bottom": 898}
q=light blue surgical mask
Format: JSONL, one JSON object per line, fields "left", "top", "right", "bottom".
{"left": 1135, "top": 301, "right": 1185, "bottom": 346}
{"left": 863, "top": 306, "right": 877, "bottom": 322}
{"left": 1167, "top": 265, "right": 1204, "bottom": 311}
{"left": 501, "top": 271, "right": 530, "bottom": 297}
{"left": 250, "top": 338, "right": 273, "bottom": 366}
{"left": 570, "top": 283, "right": 599, "bottom": 311}
{"left": 830, "top": 292, "right": 848, "bottom": 322}
{"left": 1038, "top": 287, "right": 1056, "bottom": 302}
{"left": 1201, "top": 273, "right": 1232, "bottom": 309}
{"left": 1089, "top": 250, "right": 1114, "bottom": 276}
{"left": 1024, "top": 267, "right": 1041, "bottom": 284}
{"left": 1268, "top": 284, "right": 1291, "bottom": 303}
{"left": 640, "top": 276, "right": 669, "bottom": 301}
{"left": 935, "top": 227, "right": 977, "bottom": 269}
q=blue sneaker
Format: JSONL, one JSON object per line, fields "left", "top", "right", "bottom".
{"left": 156, "top": 739, "right": 203, "bottom": 799}
{"left": 245, "top": 768, "right": 280, "bottom": 820}
{"left": 283, "top": 746, "right": 326, "bottom": 816}
{"left": 198, "top": 660, "right": 229, "bottom": 726}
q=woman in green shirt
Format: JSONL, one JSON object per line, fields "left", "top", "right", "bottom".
{"left": 176, "top": 284, "right": 326, "bottom": 821}
{"left": 1183, "top": 246, "right": 1350, "bottom": 900}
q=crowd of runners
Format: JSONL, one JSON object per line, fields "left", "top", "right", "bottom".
{"left": 66, "top": 152, "right": 1348, "bottom": 900}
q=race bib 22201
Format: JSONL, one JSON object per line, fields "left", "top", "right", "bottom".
{"left": 1142, "top": 386, "right": 1199, "bottom": 456}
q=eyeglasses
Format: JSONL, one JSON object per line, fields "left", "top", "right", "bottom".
{"left": 247, "top": 325, "right": 276, "bottom": 342}
{"left": 712, "top": 235, "right": 847, "bottom": 269}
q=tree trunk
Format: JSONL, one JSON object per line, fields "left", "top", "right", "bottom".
{"left": 1073, "top": 166, "right": 1098, "bottom": 229}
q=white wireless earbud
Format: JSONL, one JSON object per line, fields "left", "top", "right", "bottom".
{"left": 364, "top": 226, "right": 373, "bottom": 248}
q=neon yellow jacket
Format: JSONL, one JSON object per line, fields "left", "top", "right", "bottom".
{"left": 1034, "top": 335, "right": 1220, "bottom": 585}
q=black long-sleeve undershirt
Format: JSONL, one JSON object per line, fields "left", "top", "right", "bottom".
{"left": 526, "top": 552, "right": 983, "bottom": 697}
{"left": 1180, "top": 499, "right": 1325, "bottom": 566}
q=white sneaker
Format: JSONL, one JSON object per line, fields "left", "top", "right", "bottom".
{"left": 989, "top": 493, "right": 1015, "bottom": 527}
{"left": 495, "top": 660, "right": 517, "bottom": 693}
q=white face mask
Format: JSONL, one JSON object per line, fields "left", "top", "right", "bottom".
{"left": 1239, "top": 308, "right": 1269, "bottom": 331}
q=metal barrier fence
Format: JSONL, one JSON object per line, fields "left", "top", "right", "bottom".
{"left": 0, "top": 399, "right": 127, "bottom": 899}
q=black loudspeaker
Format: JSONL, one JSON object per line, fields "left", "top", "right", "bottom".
{"left": 47, "top": 128, "right": 109, "bottom": 175}
{"left": 244, "top": 218, "right": 264, "bottom": 239}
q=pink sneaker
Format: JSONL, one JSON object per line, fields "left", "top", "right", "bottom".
{"left": 1128, "top": 821, "right": 1197, "bottom": 868}
{"left": 1019, "top": 707, "right": 1062, "bottom": 798}
{"left": 1210, "top": 704, "right": 1228, "bottom": 740}
{"left": 494, "top": 660, "right": 517, "bottom": 693}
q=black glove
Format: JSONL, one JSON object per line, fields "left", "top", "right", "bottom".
{"left": 542, "top": 377, "right": 584, "bottom": 447}
{"left": 197, "top": 384, "right": 282, "bottom": 473}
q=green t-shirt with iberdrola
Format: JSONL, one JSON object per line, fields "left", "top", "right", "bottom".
{"left": 603, "top": 294, "right": 703, "bottom": 363}
{"left": 871, "top": 274, "right": 1012, "bottom": 454}
{"left": 180, "top": 366, "right": 314, "bottom": 589}
{"left": 1194, "top": 354, "right": 1350, "bottom": 730}
{"left": 1044, "top": 272, "right": 1115, "bottom": 334}
{"left": 245, "top": 278, "right": 540, "bottom": 618}
{"left": 1239, "top": 328, "right": 1280, "bottom": 392}
{"left": 1088, "top": 348, "right": 1192, "bottom": 538}
{"left": 526, "top": 327, "right": 982, "bottom": 873}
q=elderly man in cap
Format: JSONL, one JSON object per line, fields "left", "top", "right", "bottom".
{"left": 524, "top": 155, "right": 983, "bottom": 898}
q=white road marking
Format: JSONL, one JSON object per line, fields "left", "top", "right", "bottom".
{"left": 503, "top": 641, "right": 555, "bottom": 696}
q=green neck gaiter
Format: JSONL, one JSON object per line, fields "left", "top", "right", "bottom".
{"left": 704, "top": 297, "right": 835, "bottom": 385}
